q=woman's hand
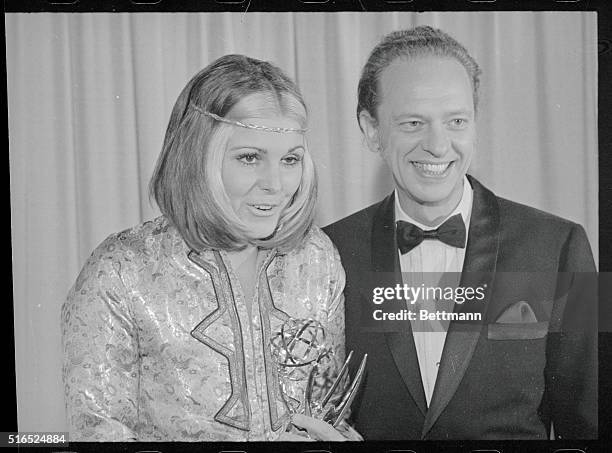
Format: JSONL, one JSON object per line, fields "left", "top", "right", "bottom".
{"left": 276, "top": 414, "right": 363, "bottom": 441}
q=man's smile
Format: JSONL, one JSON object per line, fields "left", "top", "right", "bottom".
{"left": 411, "top": 161, "right": 455, "bottom": 177}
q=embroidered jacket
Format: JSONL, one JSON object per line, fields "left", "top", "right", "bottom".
{"left": 62, "top": 216, "right": 345, "bottom": 441}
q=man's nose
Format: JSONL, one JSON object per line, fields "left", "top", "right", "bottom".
{"left": 422, "top": 124, "right": 450, "bottom": 157}
{"left": 257, "top": 162, "right": 282, "bottom": 192}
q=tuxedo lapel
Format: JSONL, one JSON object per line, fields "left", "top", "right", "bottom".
{"left": 373, "top": 193, "right": 428, "bottom": 416}
{"left": 422, "top": 176, "right": 501, "bottom": 437}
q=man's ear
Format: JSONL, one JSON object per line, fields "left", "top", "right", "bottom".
{"left": 358, "top": 110, "right": 381, "bottom": 154}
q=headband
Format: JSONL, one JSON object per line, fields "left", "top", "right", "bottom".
{"left": 190, "top": 103, "right": 308, "bottom": 134}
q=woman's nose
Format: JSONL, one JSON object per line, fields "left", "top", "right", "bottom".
{"left": 257, "top": 162, "right": 282, "bottom": 192}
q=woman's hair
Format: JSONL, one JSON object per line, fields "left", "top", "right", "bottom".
{"left": 357, "top": 26, "right": 482, "bottom": 128}
{"left": 150, "top": 54, "right": 316, "bottom": 252}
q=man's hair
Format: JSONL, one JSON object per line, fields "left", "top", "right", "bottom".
{"left": 150, "top": 54, "right": 317, "bottom": 252}
{"left": 357, "top": 26, "right": 482, "bottom": 128}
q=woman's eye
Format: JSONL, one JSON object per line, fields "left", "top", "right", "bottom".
{"left": 282, "top": 155, "right": 303, "bottom": 166}
{"left": 237, "top": 153, "right": 259, "bottom": 165}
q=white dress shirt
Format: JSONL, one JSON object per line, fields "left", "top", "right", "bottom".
{"left": 394, "top": 177, "right": 473, "bottom": 406}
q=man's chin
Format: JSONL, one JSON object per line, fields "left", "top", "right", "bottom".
{"left": 400, "top": 185, "right": 461, "bottom": 215}
{"left": 402, "top": 182, "right": 457, "bottom": 205}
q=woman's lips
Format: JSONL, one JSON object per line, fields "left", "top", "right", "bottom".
{"left": 247, "top": 203, "right": 279, "bottom": 216}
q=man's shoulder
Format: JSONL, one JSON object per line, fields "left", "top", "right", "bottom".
{"left": 495, "top": 195, "right": 578, "bottom": 233}
{"left": 489, "top": 192, "right": 595, "bottom": 270}
{"left": 470, "top": 176, "right": 580, "bottom": 234}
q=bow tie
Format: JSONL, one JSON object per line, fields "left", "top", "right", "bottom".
{"left": 396, "top": 214, "right": 467, "bottom": 254}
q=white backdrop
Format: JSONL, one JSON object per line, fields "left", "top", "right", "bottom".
{"left": 7, "top": 12, "right": 597, "bottom": 431}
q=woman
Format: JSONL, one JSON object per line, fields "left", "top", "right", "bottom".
{"left": 62, "top": 54, "right": 348, "bottom": 441}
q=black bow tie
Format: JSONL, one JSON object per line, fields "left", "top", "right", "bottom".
{"left": 396, "top": 214, "right": 466, "bottom": 254}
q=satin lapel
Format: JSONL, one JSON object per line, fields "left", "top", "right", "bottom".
{"left": 422, "top": 176, "right": 501, "bottom": 438}
{"left": 375, "top": 193, "right": 428, "bottom": 416}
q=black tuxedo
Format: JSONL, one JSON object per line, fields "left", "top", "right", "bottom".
{"left": 323, "top": 176, "right": 597, "bottom": 440}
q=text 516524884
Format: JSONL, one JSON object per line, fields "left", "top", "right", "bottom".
{"left": 1, "top": 432, "right": 68, "bottom": 447}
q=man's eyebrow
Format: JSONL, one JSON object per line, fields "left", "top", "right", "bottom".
{"left": 392, "top": 113, "right": 427, "bottom": 121}
{"left": 392, "top": 110, "right": 473, "bottom": 121}
{"left": 446, "top": 109, "right": 473, "bottom": 117}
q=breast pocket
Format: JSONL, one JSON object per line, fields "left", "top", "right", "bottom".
{"left": 487, "top": 321, "right": 549, "bottom": 340}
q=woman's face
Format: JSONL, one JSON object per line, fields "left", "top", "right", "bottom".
{"left": 221, "top": 115, "right": 305, "bottom": 240}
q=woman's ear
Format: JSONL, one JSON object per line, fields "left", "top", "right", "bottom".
{"left": 358, "top": 110, "right": 381, "bottom": 154}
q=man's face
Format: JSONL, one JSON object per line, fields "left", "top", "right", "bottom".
{"left": 363, "top": 56, "right": 476, "bottom": 219}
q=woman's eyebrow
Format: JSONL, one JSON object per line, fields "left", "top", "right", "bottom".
{"left": 287, "top": 145, "right": 305, "bottom": 153}
{"left": 227, "top": 145, "right": 305, "bottom": 153}
{"left": 227, "top": 145, "right": 266, "bottom": 153}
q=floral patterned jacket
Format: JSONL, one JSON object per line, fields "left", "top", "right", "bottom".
{"left": 62, "top": 216, "right": 345, "bottom": 441}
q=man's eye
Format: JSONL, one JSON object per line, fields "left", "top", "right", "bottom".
{"left": 399, "top": 121, "right": 423, "bottom": 131}
{"left": 449, "top": 119, "right": 468, "bottom": 129}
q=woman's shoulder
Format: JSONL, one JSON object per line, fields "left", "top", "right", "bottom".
{"left": 95, "top": 216, "right": 178, "bottom": 256}
{"left": 283, "top": 225, "right": 340, "bottom": 263}
{"left": 70, "top": 217, "right": 180, "bottom": 293}
{"left": 82, "top": 216, "right": 185, "bottom": 274}
{"left": 299, "top": 225, "right": 337, "bottom": 250}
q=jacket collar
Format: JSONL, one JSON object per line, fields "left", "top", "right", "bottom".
{"left": 372, "top": 192, "right": 429, "bottom": 416}
{"left": 187, "top": 247, "right": 287, "bottom": 433}
{"left": 422, "top": 174, "right": 500, "bottom": 437}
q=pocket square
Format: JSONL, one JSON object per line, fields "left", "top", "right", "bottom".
{"left": 488, "top": 301, "right": 548, "bottom": 340}
{"left": 495, "top": 300, "right": 538, "bottom": 323}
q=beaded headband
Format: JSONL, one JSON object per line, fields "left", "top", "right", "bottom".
{"left": 190, "top": 103, "right": 308, "bottom": 134}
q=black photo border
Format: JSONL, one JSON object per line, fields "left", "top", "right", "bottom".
{"left": 4, "top": 1, "right": 611, "bottom": 452}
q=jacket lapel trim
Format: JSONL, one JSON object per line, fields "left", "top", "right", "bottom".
{"left": 188, "top": 250, "right": 251, "bottom": 432}
{"left": 257, "top": 251, "right": 294, "bottom": 432}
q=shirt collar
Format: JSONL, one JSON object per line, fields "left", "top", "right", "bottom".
{"left": 394, "top": 176, "right": 473, "bottom": 230}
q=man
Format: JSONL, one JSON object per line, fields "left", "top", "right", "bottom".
{"left": 324, "top": 26, "right": 597, "bottom": 440}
